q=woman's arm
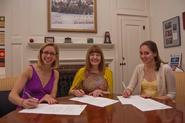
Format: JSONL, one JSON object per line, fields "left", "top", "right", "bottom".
{"left": 127, "top": 65, "right": 141, "bottom": 92}
{"left": 164, "top": 66, "right": 176, "bottom": 100}
{"left": 104, "top": 68, "right": 113, "bottom": 93}
{"left": 69, "top": 68, "right": 85, "bottom": 96}
{"left": 9, "top": 66, "right": 38, "bottom": 108}
{"left": 122, "top": 65, "right": 142, "bottom": 97}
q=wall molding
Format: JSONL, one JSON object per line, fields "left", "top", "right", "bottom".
{"left": 27, "top": 43, "right": 115, "bottom": 49}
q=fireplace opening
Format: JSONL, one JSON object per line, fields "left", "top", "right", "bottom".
{"left": 57, "top": 64, "right": 84, "bottom": 97}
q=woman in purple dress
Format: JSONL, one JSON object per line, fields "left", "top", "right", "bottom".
{"left": 9, "top": 43, "right": 59, "bottom": 109}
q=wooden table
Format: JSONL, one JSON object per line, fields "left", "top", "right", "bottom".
{"left": 0, "top": 95, "right": 183, "bottom": 123}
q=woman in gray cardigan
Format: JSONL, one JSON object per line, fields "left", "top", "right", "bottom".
{"left": 122, "top": 40, "right": 176, "bottom": 100}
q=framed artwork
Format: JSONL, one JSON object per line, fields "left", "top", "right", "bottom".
{"left": 48, "top": 0, "right": 97, "bottom": 33}
{"left": 44, "top": 36, "right": 55, "bottom": 43}
{"left": 183, "top": 12, "right": 185, "bottom": 30}
{"left": 104, "top": 31, "right": 111, "bottom": 44}
{"left": 163, "top": 16, "right": 181, "bottom": 48}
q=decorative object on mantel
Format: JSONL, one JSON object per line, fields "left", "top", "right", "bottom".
{"left": 64, "top": 37, "right": 72, "bottom": 43}
{"left": 87, "top": 38, "right": 94, "bottom": 43}
{"left": 29, "top": 38, "right": 34, "bottom": 43}
{"left": 44, "top": 36, "right": 54, "bottom": 43}
{"left": 183, "top": 12, "right": 185, "bottom": 30}
{"left": 0, "top": 16, "right": 5, "bottom": 28}
{"left": 162, "top": 16, "right": 181, "bottom": 48}
{"left": 104, "top": 31, "right": 111, "bottom": 44}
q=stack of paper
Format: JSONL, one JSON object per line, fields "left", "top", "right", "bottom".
{"left": 117, "top": 95, "right": 172, "bottom": 111}
{"left": 70, "top": 95, "right": 118, "bottom": 107}
{"left": 19, "top": 104, "right": 86, "bottom": 115}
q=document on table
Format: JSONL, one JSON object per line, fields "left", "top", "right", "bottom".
{"left": 117, "top": 95, "right": 172, "bottom": 111}
{"left": 70, "top": 95, "right": 118, "bottom": 107}
{"left": 19, "top": 104, "right": 86, "bottom": 115}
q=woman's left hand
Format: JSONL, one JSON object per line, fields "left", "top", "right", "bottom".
{"left": 39, "top": 94, "right": 58, "bottom": 104}
{"left": 89, "top": 89, "right": 110, "bottom": 97}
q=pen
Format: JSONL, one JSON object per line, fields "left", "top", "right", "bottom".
{"left": 122, "top": 81, "right": 126, "bottom": 90}
{"left": 25, "top": 91, "right": 38, "bottom": 100}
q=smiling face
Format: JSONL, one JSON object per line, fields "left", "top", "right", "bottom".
{"left": 41, "top": 46, "right": 57, "bottom": 66}
{"left": 89, "top": 52, "right": 101, "bottom": 67}
{"left": 86, "top": 45, "right": 105, "bottom": 72}
{"left": 139, "top": 45, "right": 156, "bottom": 65}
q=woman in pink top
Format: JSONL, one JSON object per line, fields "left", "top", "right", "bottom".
{"left": 9, "top": 43, "right": 59, "bottom": 109}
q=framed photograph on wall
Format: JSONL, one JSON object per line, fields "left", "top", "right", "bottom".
{"left": 48, "top": 0, "right": 97, "bottom": 33}
{"left": 163, "top": 16, "right": 181, "bottom": 48}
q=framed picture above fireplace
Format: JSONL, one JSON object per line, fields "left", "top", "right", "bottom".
{"left": 48, "top": 0, "right": 97, "bottom": 33}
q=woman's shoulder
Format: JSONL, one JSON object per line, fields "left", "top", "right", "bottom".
{"left": 76, "top": 66, "right": 86, "bottom": 74}
{"left": 134, "top": 64, "right": 144, "bottom": 70}
{"left": 53, "top": 69, "right": 59, "bottom": 76}
{"left": 24, "top": 65, "right": 34, "bottom": 74}
{"left": 160, "top": 63, "right": 172, "bottom": 71}
{"left": 160, "top": 63, "right": 171, "bottom": 68}
{"left": 21, "top": 65, "right": 34, "bottom": 79}
{"left": 79, "top": 66, "right": 86, "bottom": 72}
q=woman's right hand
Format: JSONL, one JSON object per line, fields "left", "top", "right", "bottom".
{"left": 72, "top": 89, "right": 85, "bottom": 97}
{"left": 21, "top": 98, "right": 39, "bottom": 109}
{"left": 122, "top": 88, "right": 132, "bottom": 98}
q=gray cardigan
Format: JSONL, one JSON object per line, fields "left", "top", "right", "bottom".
{"left": 127, "top": 63, "right": 176, "bottom": 99}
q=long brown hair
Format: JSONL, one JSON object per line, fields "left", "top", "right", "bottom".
{"left": 140, "top": 40, "right": 165, "bottom": 71}
{"left": 37, "top": 43, "right": 59, "bottom": 69}
{"left": 85, "top": 45, "right": 105, "bottom": 72}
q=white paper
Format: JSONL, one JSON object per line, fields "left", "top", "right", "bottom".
{"left": 70, "top": 95, "right": 118, "bottom": 107}
{"left": 117, "top": 95, "right": 172, "bottom": 111}
{"left": 19, "top": 104, "right": 86, "bottom": 115}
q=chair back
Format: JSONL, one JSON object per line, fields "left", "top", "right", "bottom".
{"left": 0, "top": 76, "right": 17, "bottom": 91}
{"left": 174, "top": 72, "right": 185, "bottom": 105}
{"left": 0, "top": 77, "right": 17, "bottom": 117}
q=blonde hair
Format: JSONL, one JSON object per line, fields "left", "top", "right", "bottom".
{"left": 37, "top": 43, "right": 59, "bottom": 69}
{"left": 85, "top": 45, "right": 105, "bottom": 72}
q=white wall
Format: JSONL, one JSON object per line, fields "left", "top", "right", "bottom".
{"left": 2, "top": 0, "right": 184, "bottom": 92}
{"left": 2, "top": 0, "right": 115, "bottom": 75}
{"left": 0, "top": 0, "right": 5, "bottom": 15}
{"left": 150, "top": 0, "right": 185, "bottom": 69}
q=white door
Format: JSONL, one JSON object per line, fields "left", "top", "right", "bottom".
{"left": 117, "top": 15, "right": 150, "bottom": 93}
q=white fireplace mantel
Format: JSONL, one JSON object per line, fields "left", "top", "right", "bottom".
{"left": 28, "top": 43, "right": 115, "bottom": 49}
